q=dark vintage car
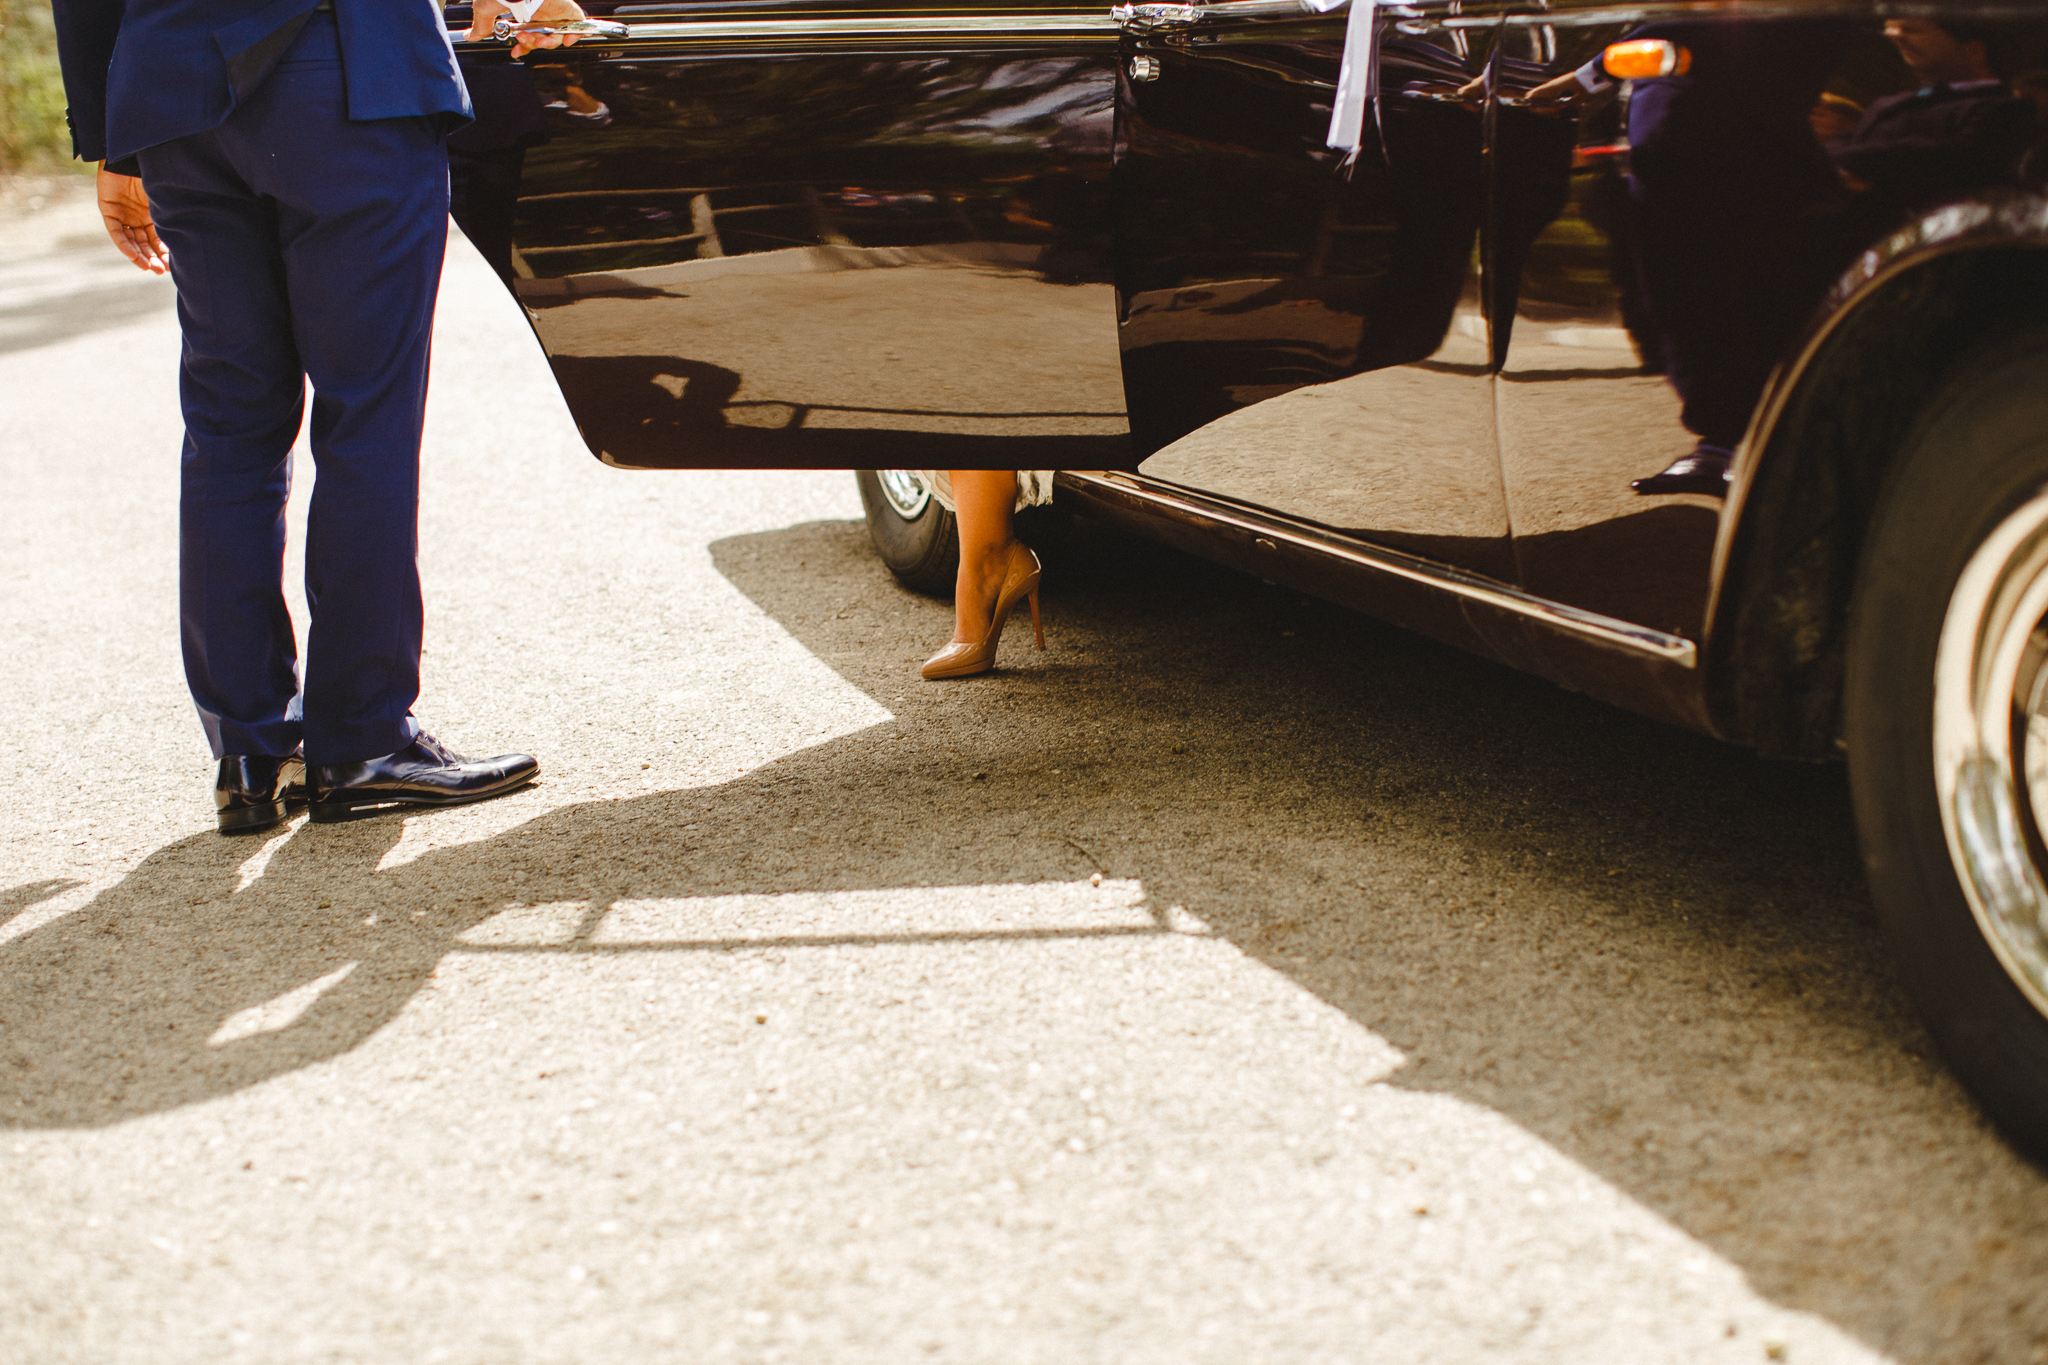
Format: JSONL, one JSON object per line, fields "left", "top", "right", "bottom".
{"left": 444, "top": 0, "right": 2048, "bottom": 1159}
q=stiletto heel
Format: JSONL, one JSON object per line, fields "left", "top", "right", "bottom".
{"left": 921, "top": 540, "right": 1044, "bottom": 679}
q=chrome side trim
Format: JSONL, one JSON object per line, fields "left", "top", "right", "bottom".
{"left": 1056, "top": 471, "right": 1699, "bottom": 666}
{"left": 450, "top": 11, "right": 1121, "bottom": 47}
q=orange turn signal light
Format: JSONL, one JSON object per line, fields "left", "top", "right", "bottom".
{"left": 1601, "top": 39, "right": 1692, "bottom": 80}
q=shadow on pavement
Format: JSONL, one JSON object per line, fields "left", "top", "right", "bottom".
{"left": 1, "top": 879, "right": 84, "bottom": 916}
{"left": 3, "top": 512, "right": 2044, "bottom": 1361}
{"left": 0, "top": 267, "right": 177, "bottom": 355}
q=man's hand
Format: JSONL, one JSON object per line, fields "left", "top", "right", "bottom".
{"left": 1518, "top": 70, "right": 1598, "bottom": 116}
{"left": 469, "top": 0, "right": 590, "bottom": 59}
{"left": 97, "top": 165, "right": 167, "bottom": 275}
{"left": 1448, "top": 69, "right": 1602, "bottom": 116}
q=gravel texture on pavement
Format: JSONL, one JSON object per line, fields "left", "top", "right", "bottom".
{"left": 2, "top": 191, "right": 2045, "bottom": 1365}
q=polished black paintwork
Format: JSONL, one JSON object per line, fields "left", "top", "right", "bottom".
{"left": 456, "top": 0, "right": 2048, "bottom": 743}
{"left": 1115, "top": 13, "right": 1514, "bottom": 581}
{"left": 455, "top": 16, "right": 1129, "bottom": 469}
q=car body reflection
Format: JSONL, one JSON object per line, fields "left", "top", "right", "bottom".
{"left": 453, "top": 41, "right": 1129, "bottom": 468}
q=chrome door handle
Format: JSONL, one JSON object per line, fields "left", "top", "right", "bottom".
{"left": 489, "top": 15, "right": 629, "bottom": 41}
{"left": 1111, "top": 0, "right": 1419, "bottom": 34}
{"left": 1111, "top": 3, "right": 1199, "bottom": 34}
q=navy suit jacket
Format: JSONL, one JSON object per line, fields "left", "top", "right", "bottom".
{"left": 53, "top": 0, "right": 471, "bottom": 166}
{"left": 1621, "top": 18, "right": 1857, "bottom": 187}
{"left": 1835, "top": 83, "right": 2037, "bottom": 215}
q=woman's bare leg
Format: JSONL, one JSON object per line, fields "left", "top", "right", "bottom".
{"left": 949, "top": 470, "right": 1018, "bottom": 643}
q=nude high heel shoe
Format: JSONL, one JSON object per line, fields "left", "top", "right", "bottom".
{"left": 921, "top": 541, "right": 1044, "bottom": 679}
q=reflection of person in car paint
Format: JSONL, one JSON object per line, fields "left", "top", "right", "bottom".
{"left": 1809, "top": 92, "right": 1864, "bottom": 145}
{"left": 1519, "top": 18, "right": 1859, "bottom": 499}
{"left": 449, "top": 59, "right": 615, "bottom": 290}
{"left": 544, "top": 79, "right": 613, "bottom": 130}
{"left": 1831, "top": 19, "right": 2036, "bottom": 218}
{"left": 449, "top": 59, "right": 549, "bottom": 289}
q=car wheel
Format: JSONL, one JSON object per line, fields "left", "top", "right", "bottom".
{"left": 857, "top": 470, "right": 958, "bottom": 596}
{"left": 1845, "top": 337, "right": 2048, "bottom": 1164}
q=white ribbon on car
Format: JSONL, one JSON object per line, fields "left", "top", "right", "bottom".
{"left": 1303, "top": 0, "right": 1384, "bottom": 156}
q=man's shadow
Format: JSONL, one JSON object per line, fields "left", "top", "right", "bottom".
{"left": 4, "top": 512, "right": 2045, "bottom": 1360}
{"left": 0, "top": 707, "right": 1136, "bottom": 1129}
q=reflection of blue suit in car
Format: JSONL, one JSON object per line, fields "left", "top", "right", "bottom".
{"left": 449, "top": 60, "right": 549, "bottom": 287}
{"left": 1834, "top": 79, "right": 2037, "bottom": 222}
{"left": 51, "top": 0, "right": 474, "bottom": 765}
{"left": 1607, "top": 19, "right": 1856, "bottom": 452}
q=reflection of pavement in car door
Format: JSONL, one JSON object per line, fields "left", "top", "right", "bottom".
{"left": 522, "top": 242, "right": 1127, "bottom": 468}
{"left": 1496, "top": 328, "right": 1719, "bottom": 639}
{"left": 1139, "top": 310, "right": 1513, "bottom": 582}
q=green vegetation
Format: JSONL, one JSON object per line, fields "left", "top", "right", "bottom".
{"left": 1, "top": 0, "right": 81, "bottom": 173}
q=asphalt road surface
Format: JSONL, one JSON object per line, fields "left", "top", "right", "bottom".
{"left": 3, "top": 187, "right": 2045, "bottom": 1365}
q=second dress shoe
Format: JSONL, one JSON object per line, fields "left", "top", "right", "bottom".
{"left": 307, "top": 733, "right": 538, "bottom": 823}
{"left": 216, "top": 752, "right": 307, "bottom": 835}
{"left": 1630, "top": 444, "right": 1734, "bottom": 498}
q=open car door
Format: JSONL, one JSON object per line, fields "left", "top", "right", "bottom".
{"left": 449, "top": 0, "right": 1131, "bottom": 470}
{"left": 1110, "top": 0, "right": 1510, "bottom": 580}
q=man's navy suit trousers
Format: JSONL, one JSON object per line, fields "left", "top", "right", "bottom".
{"left": 140, "top": 13, "right": 448, "bottom": 765}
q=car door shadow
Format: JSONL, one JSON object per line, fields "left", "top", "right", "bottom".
{"left": 3, "top": 512, "right": 2042, "bottom": 1360}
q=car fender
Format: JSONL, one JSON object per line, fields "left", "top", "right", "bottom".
{"left": 1704, "top": 192, "right": 2048, "bottom": 758}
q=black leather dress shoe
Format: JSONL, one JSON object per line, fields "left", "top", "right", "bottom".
{"left": 307, "top": 733, "right": 538, "bottom": 823}
{"left": 1630, "top": 445, "right": 1734, "bottom": 498}
{"left": 216, "top": 753, "right": 307, "bottom": 835}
